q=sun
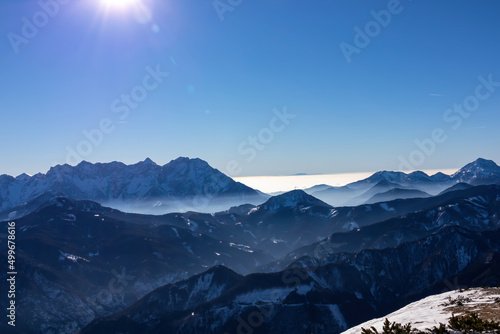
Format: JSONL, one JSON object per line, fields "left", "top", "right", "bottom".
{"left": 95, "top": 0, "right": 153, "bottom": 25}
{"left": 101, "top": 0, "right": 139, "bottom": 9}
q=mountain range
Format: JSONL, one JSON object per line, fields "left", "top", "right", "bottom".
{"left": 305, "top": 158, "right": 500, "bottom": 206}
{"left": 1, "top": 157, "right": 500, "bottom": 333}
{"left": 2, "top": 158, "right": 500, "bottom": 220}
{"left": 80, "top": 225, "right": 500, "bottom": 333}
{"left": 0, "top": 157, "right": 266, "bottom": 218}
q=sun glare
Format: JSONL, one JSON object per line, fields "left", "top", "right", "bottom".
{"left": 97, "top": 0, "right": 153, "bottom": 24}
{"left": 102, "top": 0, "right": 138, "bottom": 9}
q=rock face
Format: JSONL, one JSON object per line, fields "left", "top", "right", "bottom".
{"left": 0, "top": 157, "right": 265, "bottom": 216}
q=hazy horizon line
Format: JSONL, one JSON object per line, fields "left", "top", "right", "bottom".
{"left": 234, "top": 169, "right": 460, "bottom": 194}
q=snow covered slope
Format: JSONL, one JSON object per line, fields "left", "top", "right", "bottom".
{"left": 342, "top": 288, "right": 500, "bottom": 334}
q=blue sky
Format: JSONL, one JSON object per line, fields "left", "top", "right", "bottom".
{"left": 1, "top": 0, "right": 499, "bottom": 177}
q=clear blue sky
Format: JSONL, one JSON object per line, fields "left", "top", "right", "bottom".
{"left": 1, "top": 0, "right": 499, "bottom": 177}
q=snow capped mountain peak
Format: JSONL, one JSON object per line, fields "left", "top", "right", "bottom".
{"left": 169, "top": 156, "right": 208, "bottom": 167}
{"left": 362, "top": 170, "right": 434, "bottom": 187}
{"left": 162, "top": 157, "right": 214, "bottom": 176}
{"left": 260, "top": 189, "right": 331, "bottom": 212}
{"left": 142, "top": 157, "right": 155, "bottom": 165}
{"left": 452, "top": 158, "right": 500, "bottom": 185}
{"left": 266, "top": 189, "right": 318, "bottom": 205}
{"left": 454, "top": 158, "right": 499, "bottom": 174}
{"left": 0, "top": 157, "right": 263, "bottom": 214}
{"left": 408, "top": 170, "right": 431, "bottom": 179}
{"left": 15, "top": 173, "right": 32, "bottom": 181}
{"left": 430, "top": 172, "right": 451, "bottom": 182}
{"left": 159, "top": 157, "right": 233, "bottom": 192}
{"left": 474, "top": 157, "right": 498, "bottom": 168}
{"left": 130, "top": 157, "right": 158, "bottom": 168}
{"left": 46, "top": 163, "right": 73, "bottom": 176}
{"left": 76, "top": 160, "right": 92, "bottom": 167}
{"left": 370, "top": 170, "right": 401, "bottom": 181}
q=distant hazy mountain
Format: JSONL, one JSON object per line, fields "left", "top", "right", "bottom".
{"left": 348, "top": 170, "right": 451, "bottom": 192}
{"left": 438, "top": 182, "right": 473, "bottom": 195}
{"left": 350, "top": 179, "right": 405, "bottom": 204}
{"left": 365, "top": 187, "right": 430, "bottom": 204}
{"left": 309, "top": 170, "right": 452, "bottom": 207}
{"left": 0, "top": 157, "right": 266, "bottom": 216}
{"left": 303, "top": 184, "right": 336, "bottom": 194}
{"left": 310, "top": 158, "right": 500, "bottom": 206}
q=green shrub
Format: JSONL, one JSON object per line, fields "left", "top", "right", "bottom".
{"left": 426, "top": 323, "right": 448, "bottom": 334}
{"left": 448, "top": 312, "right": 500, "bottom": 333}
{"left": 359, "top": 312, "right": 500, "bottom": 334}
{"left": 361, "top": 318, "right": 417, "bottom": 334}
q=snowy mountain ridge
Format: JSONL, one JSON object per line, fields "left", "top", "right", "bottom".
{"left": 0, "top": 157, "right": 264, "bottom": 215}
{"left": 360, "top": 158, "right": 500, "bottom": 187}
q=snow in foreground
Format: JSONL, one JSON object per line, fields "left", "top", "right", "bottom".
{"left": 342, "top": 288, "right": 500, "bottom": 334}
